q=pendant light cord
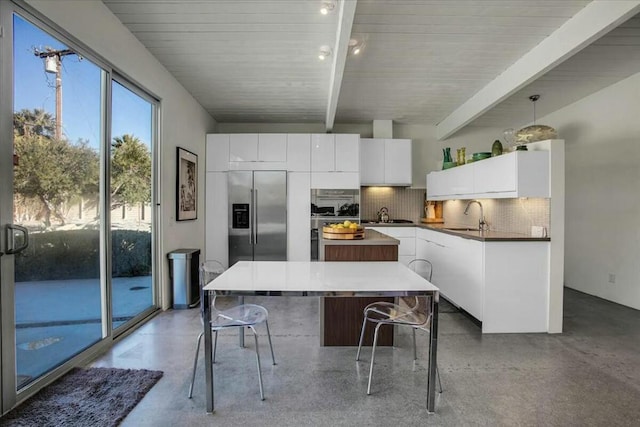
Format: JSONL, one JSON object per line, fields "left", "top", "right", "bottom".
{"left": 529, "top": 94, "right": 540, "bottom": 125}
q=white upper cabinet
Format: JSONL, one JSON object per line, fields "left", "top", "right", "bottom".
{"left": 258, "top": 134, "right": 287, "bottom": 162}
{"left": 360, "top": 138, "right": 385, "bottom": 184}
{"left": 310, "top": 134, "right": 335, "bottom": 172}
{"left": 384, "top": 139, "right": 412, "bottom": 185}
{"left": 229, "top": 134, "right": 258, "bottom": 162}
{"left": 311, "top": 134, "right": 360, "bottom": 172}
{"left": 334, "top": 134, "right": 359, "bottom": 172}
{"left": 286, "top": 134, "right": 311, "bottom": 172}
{"left": 427, "top": 150, "right": 549, "bottom": 200}
{"left": 206, "top": 134, "right": 230, "bottom": 172}
{"left": 360, "top": 138, "right": 412, "bottom": 186}
{"left": 473, "top": 151, "right": 548, "bottom": 197}
{"left": 228, "top": 133, "right": 287, "bottom": 163}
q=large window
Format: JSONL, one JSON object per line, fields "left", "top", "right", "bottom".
{"left": 7, "top": 12, "right": 158, "bottom": 393}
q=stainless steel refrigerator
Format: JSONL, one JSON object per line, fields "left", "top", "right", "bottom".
{"left": 228, "top": 171, "right": 287, "bottom": 266}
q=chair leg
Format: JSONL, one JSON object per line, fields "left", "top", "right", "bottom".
{"left": 367, "top": 323, "right": 383, "bottom": 395}
{"left": 187, "top": 331, "right": 204, "bottom": 399}
{"left": 356, "top": 315, "right": 368, "bottom": 361}
{"left": 436, "top": 365, "right": 443, "bottom": 393}
{"left": 249, "top": 326, "right": 265, "bottom": 401}
{"left": 265, "top": 320, "right": 276, "bottom": 365}
{"left": 412, "top": 328, "right": 417, "bottom": 361}
{"left": 212, "top": 330, "right": 219, "bottom": 363}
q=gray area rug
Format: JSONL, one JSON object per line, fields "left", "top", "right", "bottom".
{"left": 1, "top": 367, "right": 163, "bottom": 427}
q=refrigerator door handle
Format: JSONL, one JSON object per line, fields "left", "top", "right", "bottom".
{"left": 249, "top": 189, "right": 254, "bottom": 245}
{"left": 254, "top": 189, "right": 258, "bottom": 244}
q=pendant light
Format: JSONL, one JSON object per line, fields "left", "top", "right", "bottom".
{"left": 514, "top": 94, "right": 558, "bottom": 148}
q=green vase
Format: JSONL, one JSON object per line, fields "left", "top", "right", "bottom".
{"left": 491, "top": 140, "right": 503, "bottom": 156}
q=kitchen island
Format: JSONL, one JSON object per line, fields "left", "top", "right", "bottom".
{"left": 320, "top": 228, "right": 400, "bottom": 346}
{"left": 318, "top": 228, "right": 399, "bottom": 261}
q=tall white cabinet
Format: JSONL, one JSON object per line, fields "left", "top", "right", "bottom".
{"left": 206, "top": 133, "right": 359, "bottom": 265}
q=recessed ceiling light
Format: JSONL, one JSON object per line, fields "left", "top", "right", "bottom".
{"left": 320, "top": 1, "right": 335, "bottom": 15}
{"left": 318, "top": 46, "right": 332, "bottom": 60}
{"left": 348, "top": 39, "right": 364, "bottom": 56}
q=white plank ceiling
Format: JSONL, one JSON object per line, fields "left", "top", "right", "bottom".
{"left": 102, "top": 0, "right": 640, "bottom": 138}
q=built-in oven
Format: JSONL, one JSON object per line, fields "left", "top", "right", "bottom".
{"left": 310, "top": 189, "right": 360, "bottom": 261}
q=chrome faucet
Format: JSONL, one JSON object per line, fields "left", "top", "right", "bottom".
{"left": 464, "top": 200, "right": 487, "bottom": 231}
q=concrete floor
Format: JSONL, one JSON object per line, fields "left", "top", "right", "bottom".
{"left": 90, "top": 288, "right": 640, "bottom": 426}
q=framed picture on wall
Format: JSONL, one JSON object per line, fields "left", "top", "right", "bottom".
{"left": 176, "top": 147, "right": 197, "bottom": 221}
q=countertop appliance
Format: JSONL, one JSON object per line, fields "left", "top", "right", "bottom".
{"left": 228, "top": 171, "right": 287, "bottom": 266}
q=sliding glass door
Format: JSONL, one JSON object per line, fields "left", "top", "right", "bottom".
{"left": 0, "top": 4, "right": 159, "bottom": 412}
{"left": 110, "top": 80, "right": 155, "bottom": 331}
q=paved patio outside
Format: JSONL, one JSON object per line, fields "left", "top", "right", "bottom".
{"left": 15, "top": 276, "right": 153, "bottom": 387}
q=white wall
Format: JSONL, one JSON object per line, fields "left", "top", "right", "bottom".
{"left": 25, "top": 0, "right": 217, "bottom": 309}
{"left": 537, "top": 72, "right": 640, "bottom": 310}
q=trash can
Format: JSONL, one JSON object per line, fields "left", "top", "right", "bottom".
{"left": 167, "top": 249, "right": 200, "bottom": 309}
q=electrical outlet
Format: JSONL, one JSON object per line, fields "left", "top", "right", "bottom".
{"left": 608, "top": 273, "right": 616, "bottom": 284}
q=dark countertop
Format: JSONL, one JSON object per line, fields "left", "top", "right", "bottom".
{"left": 417, "top": 224, "right": 551, "bottom": 242}
{"left": 350, "top": 222, "right": 550, "bottom": 241}
{"left": 362, "top": 222, "right": 417, "bottom": 227}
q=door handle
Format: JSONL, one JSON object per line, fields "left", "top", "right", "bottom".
{"left": 6, "top": 224, "right": 29, "bottom": 255}
{"left": 249, "top": 189, "right": 253, "bottom": 245}
{"left": 254, "top": 189, "right": 258, "bottom": 244}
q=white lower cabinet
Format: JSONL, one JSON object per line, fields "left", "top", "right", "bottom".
{"left": 482, "top": 242, "right": 549, "bottom": 333}
{"left": 416, "top": 228, "right": 482, "bottom": 320}
{"left": 416, "top": 227, "right": 549, "bottom": 332}
{"left": 369, "top": 226, "right": 415, "bottom": 265}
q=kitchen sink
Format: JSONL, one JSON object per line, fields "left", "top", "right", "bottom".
{"left": 443, "top": 227, "right": 481, "bottom": 232}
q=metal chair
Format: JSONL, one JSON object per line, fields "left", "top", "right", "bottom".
{"left": 188, "top": 260, "right": 276, "bottom": 400}
{"left": 356, "top": 258, "right": 442, "bottom": 395}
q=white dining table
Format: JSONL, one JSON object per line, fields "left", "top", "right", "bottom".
{"left": 202, "top": 261, "right": 440, "bottom": 413}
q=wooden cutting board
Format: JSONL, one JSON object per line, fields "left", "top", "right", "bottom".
{"left": 421, "top": 218, "right": 444, "bottom": 224}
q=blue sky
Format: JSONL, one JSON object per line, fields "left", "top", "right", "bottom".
{"left": 14, "top": 14, "right": 151, "bottom": 149}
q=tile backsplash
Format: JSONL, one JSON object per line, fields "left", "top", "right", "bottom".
{"left": 360, "top": 187, "right": 550, "bottom": 236}
{"left": 443, "top": 198, "right": 550, "bottom": 236}
{"left": 360, "top": 187, "right": 425, "bottom": 222}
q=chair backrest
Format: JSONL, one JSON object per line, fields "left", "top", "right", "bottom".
{"left": 406, "top": 259, "right": 434, "bottom": 322}
{"left": 408, "top": 258, "right": 433, "bottom": 282}
{"left": 199, "top": 260, "right": 226, "bottom": 319}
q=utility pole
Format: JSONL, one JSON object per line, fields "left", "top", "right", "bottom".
{"left": 34, "top": 48, "right": 76, "bottom": 141}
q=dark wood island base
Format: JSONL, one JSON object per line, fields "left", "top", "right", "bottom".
{"left": 320, "top": 229, "right": 400, "bottom": 346}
